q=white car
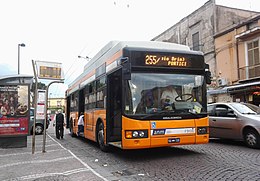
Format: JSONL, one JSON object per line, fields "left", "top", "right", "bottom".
{"left": 208, "top": 102, "right": 260, "bottom": 149}
{"left": 29, "top": 108, "right": 49, "bottom": 135}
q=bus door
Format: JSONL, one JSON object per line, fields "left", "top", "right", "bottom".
{"left": 78, "top": 89, "right": 85, "bottom": 114}
{"left": 78, "top": 89, "right": 85, "bottom": 135}
{"left": 106, "top": 69, "right": 122, "bottom": 143}
{"left": 66, "top": 96, "right": 71, "bottom": 128}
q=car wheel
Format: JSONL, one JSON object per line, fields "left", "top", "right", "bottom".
{"left": 35, "top": 124, "right": 44, "bottom": 135}
{"left": 97, "top": 122, "right": 109, "bottom": 152}
{"left": 244, "top": 129, "right": 260, "bottom": 149}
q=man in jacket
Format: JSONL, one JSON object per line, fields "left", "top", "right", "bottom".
{"left": 53, "top": 109, "right": 65, "bottom": 139}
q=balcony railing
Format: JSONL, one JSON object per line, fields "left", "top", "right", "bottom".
{"left": 239, "top": 64, "right": 260, "bottom": 81}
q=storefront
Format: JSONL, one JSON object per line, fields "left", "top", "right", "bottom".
{"left": 208, "top": 81, "right": 260, "bottom": 107}
{"left": 228, "top": 81, "right": 260, "bottom": 106}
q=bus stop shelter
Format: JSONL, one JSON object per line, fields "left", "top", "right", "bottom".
{"left": 0, "top": 75, "right": 33, "bottom": 148}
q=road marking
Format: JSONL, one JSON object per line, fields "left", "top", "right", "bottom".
{"left": 45, "top": 143, "right": 61, "bottom": 147}
{"left": 0, "top": 148, "right": 63, "bottom": 157}
{"left": 0, "top": 156, "right": 74, "bottom": 169}
{"left": 2, "top": 168, "right": 90, "bottom": 181}
{"left": 48, "top": 134, "right": 109, "bottom": 181}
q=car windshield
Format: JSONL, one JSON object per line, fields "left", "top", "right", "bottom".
{"left": 230, "top": 103, "right": 258, "bottom": 115}
{"left": 242, "top": 103, "right": 260, "bottom": 114}
{"left": 124, "top": 73, "right": 206, "bottom": 115}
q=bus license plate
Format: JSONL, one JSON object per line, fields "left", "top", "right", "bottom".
{"left": 168, "top": 138, "right": 180, "bottom": 143}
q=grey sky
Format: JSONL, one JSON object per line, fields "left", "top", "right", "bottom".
{"left": 0, "top": 0, "right": 259, "bottom": 97}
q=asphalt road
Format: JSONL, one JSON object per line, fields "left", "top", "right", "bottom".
{"left": 1, "top": 124, "right": 260, "bottom": 181}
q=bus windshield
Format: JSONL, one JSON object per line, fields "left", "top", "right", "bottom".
{"left": 125, "top": 73, "right": 205, "bottom": 115}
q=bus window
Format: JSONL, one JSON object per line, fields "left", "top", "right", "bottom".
{"left": 96, "top": 77, "right": 106, "bottom": 108}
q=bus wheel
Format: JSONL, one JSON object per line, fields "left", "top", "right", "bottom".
{"left": 97, "top": 122, "right": 109, "bottom": 152}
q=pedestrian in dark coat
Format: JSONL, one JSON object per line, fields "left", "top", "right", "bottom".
{"left": 53, "top": 109, "right": 65, "bottom": 139}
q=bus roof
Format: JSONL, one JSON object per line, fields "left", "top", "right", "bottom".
{"left": 67, "top": 41, "right": 202, "bottom": 95}
{"left": 83, "top": 41, "right": 191, "bottom": 71}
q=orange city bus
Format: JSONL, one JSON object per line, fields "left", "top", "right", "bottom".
{"left": 66, "top": 41, "right": 211, "bottom": 151}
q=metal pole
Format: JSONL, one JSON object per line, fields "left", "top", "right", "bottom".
{"left": 42, "top": 80, "right": 64, "bottom": 153}
{"left": 18, "top": 45, "right": 20, "bottom": 74}
{"left": 31, "top": 60, "right": 38, "bottom": 154}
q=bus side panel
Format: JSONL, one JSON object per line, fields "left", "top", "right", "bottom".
{"left": 122, "top": 116, "right": 151, "bottom": 149}
{"left": 195, "top": 117, "right": 209, "bottom": 144}
{"left": 85, "top": 109, "right": 106, "bottom": 142}
{"left": 85, "top": 110, "right": 94, "bottom": 141}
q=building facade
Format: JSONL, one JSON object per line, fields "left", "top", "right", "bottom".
{"left": 47, "top": 97, "right": 66, "bottom": 114}
{"left": 213, "top": 15, "right": 260, "bottom": 106}
{"left": 152, "top": 0, "right": 259, "bottom": 88}
{"left": 152, "top": 0, "right": 260, "bottom": 106}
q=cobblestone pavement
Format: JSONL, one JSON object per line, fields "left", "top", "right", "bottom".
{"left": 1, "top": 125, "right": 260, "bottom": 181}
{"left": 56, "top": 130, "right": 260, "bottom": 181}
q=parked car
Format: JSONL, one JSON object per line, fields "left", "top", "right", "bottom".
{"left": 29, "top": 108, "right": 49, "bottom": 135}
{"left": 207, "top": 102, "right": 260, "bottom": 148}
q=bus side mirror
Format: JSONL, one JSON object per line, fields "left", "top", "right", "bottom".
{"left": 205, "top": 71, "right": 211, "bottom": 84}
{"left": 120, "top": 57, "right": 131, "bottom": 80}
{"left": 205, "top": 64, "right": 211, "bottom": 85}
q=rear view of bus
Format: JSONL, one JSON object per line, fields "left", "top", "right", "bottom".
{"left": 67, "top": 41, "right": 211, "bottom": 151}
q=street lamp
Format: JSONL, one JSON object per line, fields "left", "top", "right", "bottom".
{"left": 18, "top": 43, "right": 26, "bottom": 74}
{"left": 78, "top": 55, "right": 91, "bottom": 60}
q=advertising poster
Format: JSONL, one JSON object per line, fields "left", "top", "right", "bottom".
{"left": 37, "top": 90, "right": 46, "bottom": 119}
{"left": 0, "top": 85, "right": 29, "bottom": 136}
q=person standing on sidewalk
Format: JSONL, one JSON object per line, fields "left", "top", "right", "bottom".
{"left": 53, "top": 109, "right": 65, "bottom": 139}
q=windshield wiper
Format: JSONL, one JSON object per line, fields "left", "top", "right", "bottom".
{"left": 174, "top": 110, "right": 199, "bottom": 118}
{"left": 141, "top": 109, "right": 203, "bottom": 119}
{"left": 141, "top": 110, "right": 177, "bottom": 119}
{"left": 242, "top": 112, "right": 257, "bottom": 115}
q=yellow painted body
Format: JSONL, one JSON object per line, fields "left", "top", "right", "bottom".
{"left": 121, "top": 116, "right": 209, "bottom": 149}
{"left": 70, "top": 110, "right": 209, "bottom": 150}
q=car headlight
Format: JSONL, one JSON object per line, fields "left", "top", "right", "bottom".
{"left": 125, "top": 130, "right": 148, "bottom": 139}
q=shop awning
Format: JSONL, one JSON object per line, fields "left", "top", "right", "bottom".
{"left": 207, "top": 88, "right": 228, "bottom": 95}
{"left": 227, "top": 81, "right": 260, "bottom": 92}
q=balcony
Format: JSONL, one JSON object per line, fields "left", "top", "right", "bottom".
{"left": 239, "top": 64, "right": 260, "bottom": 81}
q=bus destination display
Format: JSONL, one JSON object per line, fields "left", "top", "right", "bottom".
{"left": 39, "top": 66, "right": 62, "bottom": 79}
{"left": 145, "top": 54, "right": 188, "bottom": 67}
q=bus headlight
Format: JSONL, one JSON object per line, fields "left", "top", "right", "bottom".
{"left": 133, "top": 131, "right": 139, "bottom": 138}
{"left": 139, "top": 131, "right": 145, "bottom": 137}
{"left": 197, "top": 127, "right": 208, "bottom": 135}
{"left": 125, "top": 130, "right": 148, "bottom": 139}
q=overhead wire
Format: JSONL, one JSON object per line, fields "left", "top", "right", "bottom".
{"left": 49, "top": 43, "right": 92, "bottom": 98}
{"left": 51, "top": 2, "right": 257, "bottom": 98}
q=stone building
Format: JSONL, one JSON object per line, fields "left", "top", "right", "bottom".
{"left": 151, "top": 0, "right": 259, "bottom": 88}
{"left": 212, "top": 15, "right": 260, "bottom": 105}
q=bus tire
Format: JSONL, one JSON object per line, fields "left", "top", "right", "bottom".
{"left": 97, "top": 122, "right": 109, "bottom": 152}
